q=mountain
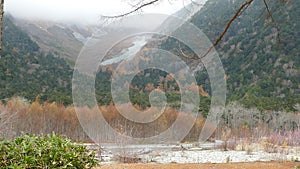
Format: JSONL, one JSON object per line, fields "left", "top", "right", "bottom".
{"left": 1, "top": 0, "right": 299, "bottom": 112}
{"left": 11, "top": 18, "right": 98, "bottom": 63}
{"left": 0, "top": 15, "right": 73, "bottom": 103}
{"left": 157, "top": 1, "right": 206, "bottom": 33}
{"left": 159, "top": 0, "right": 300, "bottom": 111}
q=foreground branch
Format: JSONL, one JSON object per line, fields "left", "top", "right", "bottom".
{"left": 0, "top": 0, "right": 4, "bottom": 56}
{"left": 102, "top": 0, "right": 160, "bottom": 18}
{"left": 262, "top": 0, "right": 281, "bottom": 43}
{"left": 199, "top": 0, "right": 254, "bottom": 59}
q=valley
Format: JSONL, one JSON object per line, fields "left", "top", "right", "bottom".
{"left": 0, "top": 0, "right": 299, "bottom": 168}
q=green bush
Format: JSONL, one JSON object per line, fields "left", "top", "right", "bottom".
{"left": 0, "top": 133, "right": 98, "bottom": 168}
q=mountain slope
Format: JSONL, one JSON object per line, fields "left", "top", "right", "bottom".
{"left": 0, "top": 15, "right": 73, "bottom": 103}
{"left": 160, "top": 0, "right": 300, "bottom": 111}
{"left": 12, "top": 18, "right": 95, "bottom": 63}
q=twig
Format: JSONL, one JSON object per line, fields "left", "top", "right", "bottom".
{"left": 102, "top": 0, "right": 159, "bottom": 18}
{"left": 263, "top": 0, "right": 275, "bottom": 23}
{"left": 262, "top": 0, "right": 281, "bottom": 43}
{"left": 199, "top": 0, "right": 254, "bottom": 60}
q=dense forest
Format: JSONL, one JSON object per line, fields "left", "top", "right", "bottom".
{"left": 160, "top": 0, "right": 300, "bottom": 112}
{"left": 1, "top": 15, "right": 73, "bottom": 104}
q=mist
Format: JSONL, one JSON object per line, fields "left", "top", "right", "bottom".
{"left": 4, "top": 0, "right": 195, "bottom": 25}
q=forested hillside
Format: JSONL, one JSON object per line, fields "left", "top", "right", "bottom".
{"left": 161, "top": 0, "right": 300, "bottom": 112}
{"left": 0, "top": 0, "right": 299, "bottom": 145}
{"left": 1, "top": 0, "right": 299, "bottom": 113}
{"left": 13, "top": 19, "right": 87, "bottom": 63}
{"left": 0, "top": 15, "right": 73, "bottom": 104}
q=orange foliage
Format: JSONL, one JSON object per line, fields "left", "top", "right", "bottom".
{"left": 224, "top": 74, "right": 229, "bottom": 80}
{"left": 12, "top": 47, "right": 18, "bottom": 53}
{"left": 157, "top": 76, "right": 164, "bottom": 90}
{"left": 145, "top": 83, "right": 155, "bottom": 92}
{"left": 2, "top": 98, "right": 207, "bottom": 142}
{"left": 198, "top": 85, "right": 209, "bottom": 97}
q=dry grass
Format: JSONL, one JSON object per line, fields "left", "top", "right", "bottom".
{"left": 97, "top": 162, "right": 297, "bottom": 169}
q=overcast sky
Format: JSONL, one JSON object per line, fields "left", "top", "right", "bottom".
{"left": 5, "top": 0, "right": 198, "bottom": 24}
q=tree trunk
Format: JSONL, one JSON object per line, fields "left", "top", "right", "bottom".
{"left": 0, "top": 0, "right": 3, "bottom": 57}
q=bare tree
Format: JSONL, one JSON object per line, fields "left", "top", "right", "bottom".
{"left": 0, "top": 110, "right": 16, "bottom": 139}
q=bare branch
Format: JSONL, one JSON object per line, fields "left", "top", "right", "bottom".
{"left": 0, "top": 110, "right": 17, "bottom": 138}
{"left": 0, "top": 0, "right": 4, "bottom": 55}
{"left": 102, "top": 0, "right": 160, "bottom": 19}
{"left": 262, "top": 0, "right": 281, "bottom": 43}
{"left": 263, "top": 0, "right": 275, "bottom": 23}
{"left": 199, "top": 0, "right": 254, "bottom": 60}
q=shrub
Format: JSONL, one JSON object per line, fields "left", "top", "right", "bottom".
{"left": 0, "top": 133, "right": 98, "bottom": 168}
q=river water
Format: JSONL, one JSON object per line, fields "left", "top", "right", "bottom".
{"left": 100, "top": 37, "right": 148, "bottom": 66}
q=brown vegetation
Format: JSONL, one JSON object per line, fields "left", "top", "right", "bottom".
{"left": 0, "top": 97, "right": 206, "bottom": 142}
{"left": 1, "top": 98, "right": 299, "bottom": 150}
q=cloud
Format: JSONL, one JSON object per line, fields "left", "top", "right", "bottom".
{"left": 4, "top": 0, "right": 193, "bottom": 24}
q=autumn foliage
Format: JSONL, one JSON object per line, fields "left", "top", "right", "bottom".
{"left": 1, "top": 98, "right": 299, "bottom": 147}
{"left": 0, "top": 97, "right": 206, "bottom": 142}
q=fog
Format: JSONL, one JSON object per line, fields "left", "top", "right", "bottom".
{"left": 4, "top": 0, "right": 195, "bottom": 25}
